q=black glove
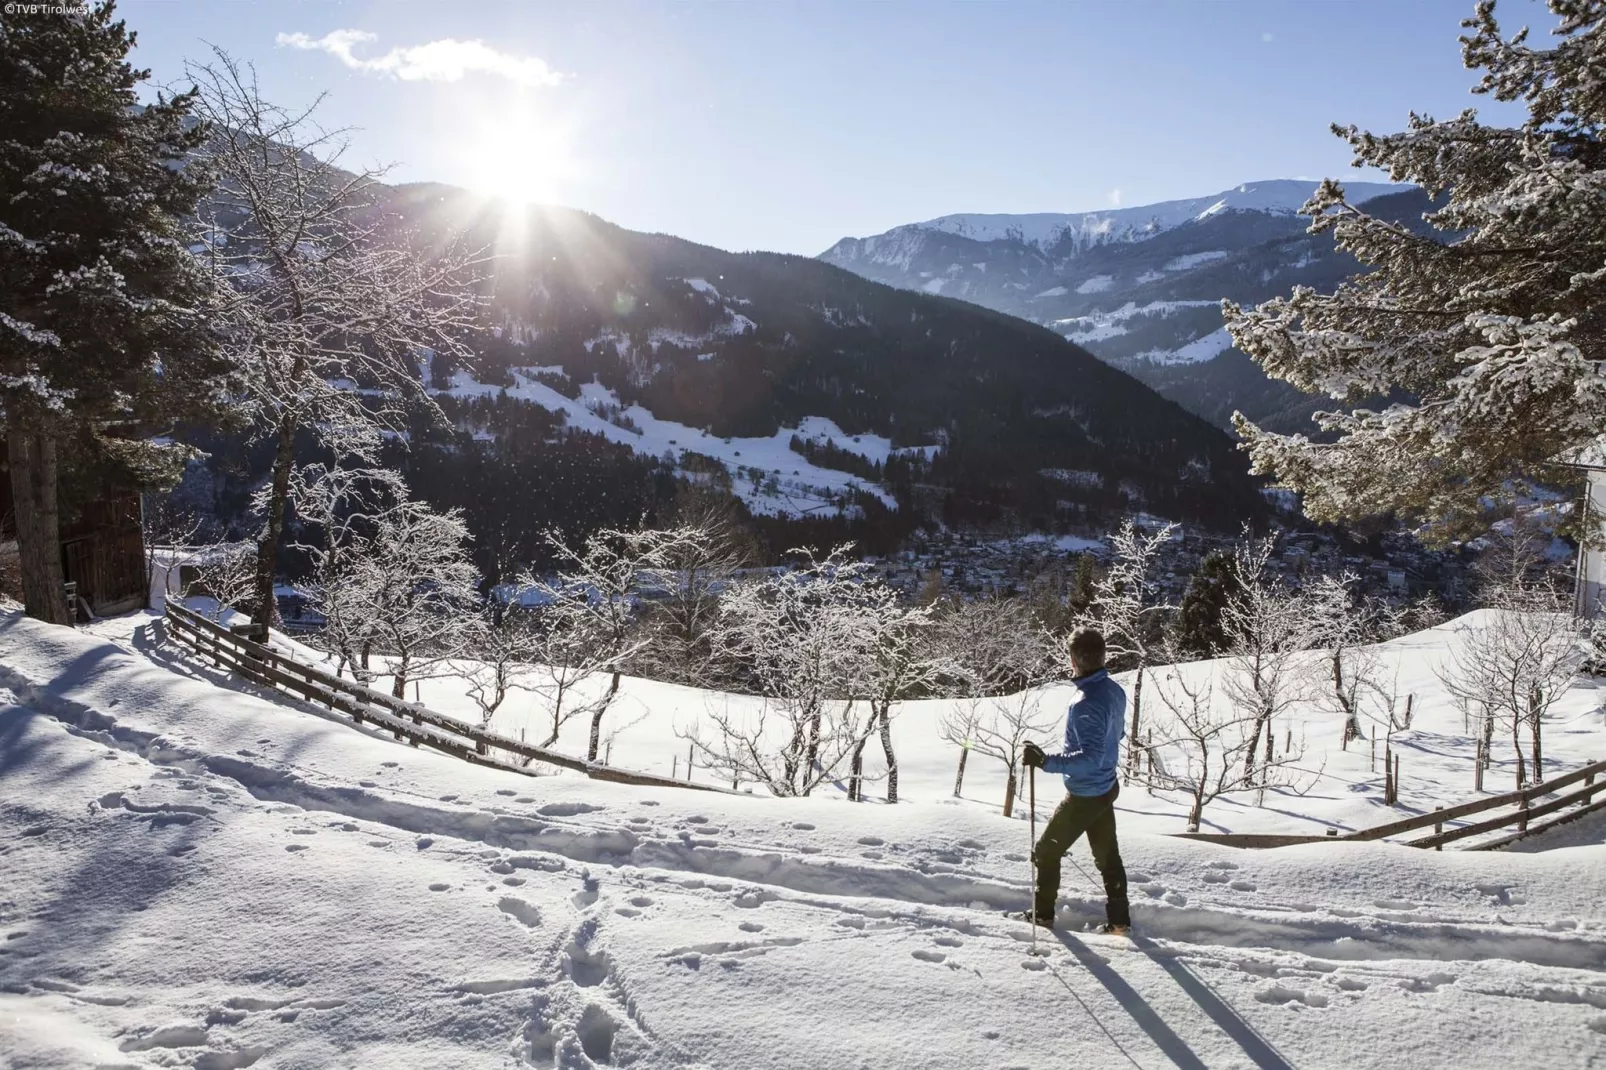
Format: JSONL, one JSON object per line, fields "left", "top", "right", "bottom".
{"left": 1022, "top": 741, "right": 1046, "bottom": 769}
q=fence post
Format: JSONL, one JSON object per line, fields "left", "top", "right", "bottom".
{"left": 1474, "top": 737, "right": 1484, "bottom": 792}
{"left": 686, "top": 742, "right": 695, "bottom": 782}
{"left": 1585, "top": 763, "right": 1598, "bottom": 805}
{"left": 1393, "top": 753, "right": 1401, "bottom": 806}
{"left": 1518, "top": 789, "right": 1530, "bottom": 832}
{"left": 1433, "top": 806, "right": 1443, "bottom": 851}
{"left": 1403, "top": 694, "right": 1414, "bottom": 729}
{"left": 673, "top": 755, "right": 679, "bottom": 779}
{"left": 1371, "top": 738, "right": 1376, "bottom": 773}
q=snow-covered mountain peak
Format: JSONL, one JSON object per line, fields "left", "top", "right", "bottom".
{"left": 910, "top": 179, "right": 1412, "bottom": 253}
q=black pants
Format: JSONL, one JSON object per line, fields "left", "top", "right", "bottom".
{"left": 1033, "top": 782, "right": 1130, "bottom": 926}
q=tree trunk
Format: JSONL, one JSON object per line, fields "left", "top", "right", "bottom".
{"left": 1188, "top": 793, "right": 1203, "bottom": 833}
{"left": 251, "top": 414, "right": 297, "bottom": 628}
{"left": 953, "top": 745, "right": 969, "bottom": 798}
{"left": 8, "top": 427, "right": 70, "bottom": 625}
{"left": 1512, "top": 717, "right": 1527, "bottom": 790}
{"left": 848, "top": 735, "right": 867, "bottom": 801}
{"left": 1002, "top": 763, "right": 1017, "bottom": 818}
{"left": 1243, "top": 707, "right": 1268, "bottom": 781}
{"left": 1481, "top": 704, "right": 1494, "bottom": 769}
{"left": 391, "top": 653, "right": 409, "bottom": 700}
{"left": 1261, "top": 713, "right": 1275, "bottom": 786}
{"left": 589, "top": 670, "right": 622, "bottom": 761}
{"left": 1126, "top": 665, "right": 1144, "bottom": 781}
{"left": 1528, "top": 686, "right": 1543, "bottom": 782}
{"left": 878, "top": 702, "right": 898, "bottom": 803}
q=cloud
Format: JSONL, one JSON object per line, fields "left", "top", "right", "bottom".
{"left": 1108, "top": 188, "right": 1122, "bottom": 207}
{"left": 1261, "top": 32, "right": 1274, "bottom": 43}
{"left": 277, "top": 30, "right": 563, "bottom": 88}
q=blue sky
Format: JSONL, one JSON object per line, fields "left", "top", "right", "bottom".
{"left": 121, "top": 0, "right": 1534, "bottom": 254}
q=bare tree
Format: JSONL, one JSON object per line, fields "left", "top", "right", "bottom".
{"left": 139, "top": 490, "right": 202, "bottom": 611}
{"left": 1146, "top": 664, "right": 1313, "bottom": 832}
{"left": 190, "top": 541, "right": 257, "bottom": 623}
{"left": 846, "top": 592, "right": 949, "bottom": 803}
{"left": 538, "top": 528, "right": 659, "bottom": 760}
{"left": 683, "top": 547, "right": 878, "bottom": 797}
{"left": 1439, "top": 578, "right": 1584, "bottom": 789}
{"left": 1221, "top": 531, "right": 1320, "bottom": 786}
{"left": 1076, "top": 519, "right": 1177, "bottom": 781}
{"left": 188, "top": 51, "right": 481, "bottom": 627}
{"left": 937, "top": 597, "right": 1058, "bottom": 816}
{"left": 632, "top": 501, "right": 753, "bottom": 686}
{"left": 462, "top": 606, "right": 537, "bottom": 733}
{"left": 1308, "top": 572, "right": 1403, "bottom": 748}
{"left": 523, "top": 592, "right": 606, "bottom": 751}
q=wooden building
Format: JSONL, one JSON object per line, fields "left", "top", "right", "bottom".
{"left": 0, "top": 442, "right": 147, "bottom": 618}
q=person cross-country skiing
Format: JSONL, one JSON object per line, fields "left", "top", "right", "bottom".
{"left": 1019, "top": 625, "right": 1132, "bottom": 935}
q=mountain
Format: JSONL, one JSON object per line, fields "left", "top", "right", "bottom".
{"left": 360, "top": 185, "right": 1267, "bottom": 556}
{"left": 819, "top": 180, "right": 1427, "bottom": 432}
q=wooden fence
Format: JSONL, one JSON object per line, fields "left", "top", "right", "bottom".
{"left": 1175, "top": 753, "right": 1606, "bottom": 852}
{"left": 164, "top": 601, "right": 729, "bottom": 794}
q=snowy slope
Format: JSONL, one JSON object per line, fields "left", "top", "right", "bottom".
{"left": 5, "top": 609, "right": 1606, "bottom": 1069}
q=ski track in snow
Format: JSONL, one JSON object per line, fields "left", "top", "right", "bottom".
{"left": 4, "top": 611, "right": 1606, "bottom": 1068}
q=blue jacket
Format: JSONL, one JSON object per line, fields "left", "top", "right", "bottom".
{"left": 1041, "top": 668, "right": 1126, "bottom": 797}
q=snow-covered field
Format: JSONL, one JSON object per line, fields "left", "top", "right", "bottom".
{"left": 5, "top": 608, "right": 1606, "bottom": 1069}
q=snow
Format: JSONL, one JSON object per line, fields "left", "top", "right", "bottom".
{"left": 906, "top": 180, "right": 1414, "bottom": 253}
{"left": 6, "top": 608, "right": 1606, "bottom": 1068}
{"left": 920, "top": 278, "right": 947, "bottom": 295}
{"left": 442, "top": 370, "right": 895, "bottom": 517}
{"left": 1134, "top": 326, "right": 1237, "bottom": 366}
{"left": 1164, "top": 251, "right": 1229, "bottom": 271}
{"left": 1034, "top": 285, "right": 1069, "bottom": 298}
{"left": 1053, "top": 300, "right": 1220, "bottom": 347}
{"left": 1075, "top": 275, "right": 1114, "bottom": 295}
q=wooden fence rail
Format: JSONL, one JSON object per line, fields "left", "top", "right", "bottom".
{"left": 164, "top": 601, "right": 730, "bottom": 795}
{"left": 1172, "top": 753, "right": 1606, "bottom": 852}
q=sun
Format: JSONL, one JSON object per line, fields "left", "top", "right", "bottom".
{"left": 464, "top": 104, "right": 578, "bottom": 206}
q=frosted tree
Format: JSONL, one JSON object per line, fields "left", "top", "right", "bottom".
{"left": 187, "top": 51, "right": 482, "bottom": 627}
{"left": 1439, "top": 572, "right": 1584, "bottom": 788}
{"left": 1, "top": 7, "right": 233, "bottom": 624}
{"left": 683, "top": 547, "right": 879, "bottom": 797}
{"left": 521, "top": 592, "right": 606, "bottom": 750}
{"left": 1221, "top": 532, "right": 1320, "bottom": 785}
{"left": 1223, "top": 1, "right": 1606, "bottom": 538}
{"left": 845, "top": 592, "right": 948, "bottom": 804}
{"left": 631, "top": 507, "right": 751, "bottom": 686}
{"left": 1146, "top": 665, "right": 1312, "bottom": 832}
{"left": 937, "top": 597, "right": 1059, "bottom": 817}
{"left": 285, "top": 464, "right": 405, "bottom": 682}
{"left": 332, "top": 495, "right": 480, "bottom": 701}
{"left": 1076, "top": 519, "right": 1178, "bottom": 780}
{"left": 537, "top": 528, "right": 656, "bottom": 761}
{"left": 1308, "top": 571, "right": 1402, "bottom": 747}
{"left": 191, "top": 541, "right": 257, "bottom": 623}
{"left": 463, "top": 606, "right": 537, "bottom": 735}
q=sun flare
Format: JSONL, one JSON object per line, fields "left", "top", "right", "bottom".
{"left": 464, "top": 105, "right": 578, "bottom": 206}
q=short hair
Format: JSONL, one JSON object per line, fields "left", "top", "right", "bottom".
{"left": 1068, "top": 627, "right": 1106, "bottom": 670}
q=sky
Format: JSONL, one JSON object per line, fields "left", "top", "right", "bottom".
{"left": 119, "top": 0, "right": 1537, "bottom": 255}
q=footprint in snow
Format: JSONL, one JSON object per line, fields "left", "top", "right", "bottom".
{"left": 792, "top": 822, "right": 815, "bottom": 831}
{"left": 291, "top": 829, "right": 316, "bottom": 836}
{"left": 1164, "top": 892, "right": 1188, "bottom": 907}
{"left": 1230, "top": 881, "right": 1257, "bottom": 892}
{"left": 911, "top": 950, "right": 946, "bottom": 963}
{"left": 1334, "top": 977, "right": 1369, "bottom": 992}
{"left": 685, "top": 815, "right": 709, "bottom": 825}
{"left": 495, "top": 789, "right": 518, "bottom": 797}
{"left": 380, "top": 762, "right": 400, "bottom": 769}
{"left": 1203, "top": 871, "right": 1229, "bottom": 884}
{"left": 428, "top": 883, "right": 451, "bottom": 892}
{"left": 415, "top": 837, "right": 434, "bottom": 850}
{"left": 739, "top": 922, "right": 765, "bottom": 933}
{"left": 858, "top": 836, "right": 885, "bottom": 847}
{"left": 1373, "top": 898, "right": 1419, "bottom": 912}
{"left": 1255, "top": 985, "right": 1328, "bottom": 1008}
{"left": 934, "top": 936, "right": 964, "bottom": 948}
{"left": 629, "top": 896, "right": 654, "bottom": 908}
{"left": 285, "top": 844, "right": 309, "bottom": 853}
{"left": 1207, "top": 860, "right": 1239, "bottom": 870}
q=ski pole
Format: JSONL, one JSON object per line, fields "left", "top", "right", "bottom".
{"left": 1029, "top": 762, "right": 1038, "bottom": 956}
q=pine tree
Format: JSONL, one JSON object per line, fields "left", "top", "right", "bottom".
{"left": 1224, "top": 0, "right": 1606, "bottom": 538}
{"left": 1172, "top": 550, "right": 1240, "bottom": 656}
{"left": 0, "top": 3, "right": 229, "bottom": 623}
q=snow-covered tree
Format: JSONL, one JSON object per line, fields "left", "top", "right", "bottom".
{"left": 1224, "top": 1, "right": 1606, "bottom": 538}
{"left": 187, "top": 51, "right": 482, "bottom": 626}
{"left": 1308, "top": 571, "right": 1401, "bottom": 747}
{"left": 538, "top": 527, "right": 656, "bottom": 761}
{"left": 317, "top": 493, "right": 479, "bottom": 700}
{"left": 685, "top": 547, "right": 878, "bottom": 797}
{"left": 842, "top": 590, "right": 948, "bottom": 803}
{"left": 937, "top": 597, "right": 1059, "bottom": 817}
{"left": 1, "top": 5, "right": 233, "bottom": 623}
{"left": 632, "top": 505, "right": 751, "bottom": 686}
{"left": 1221, "top": 532, "right": 1320, "bottom": 784}
{"left": 462, "top": 606, "right": 537, "bottom": 735}
{"left": 1146, "top": 665, "right": 1312, "bottom": 832}
{"left": 1076, "top": 519, "right": 1177, "bottom": 781}
{"left": 191, "top": 541, "right": 256, "bottom": 623}
{"left": 1439, "top": 572, "right": 1584, "bottom": 788}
